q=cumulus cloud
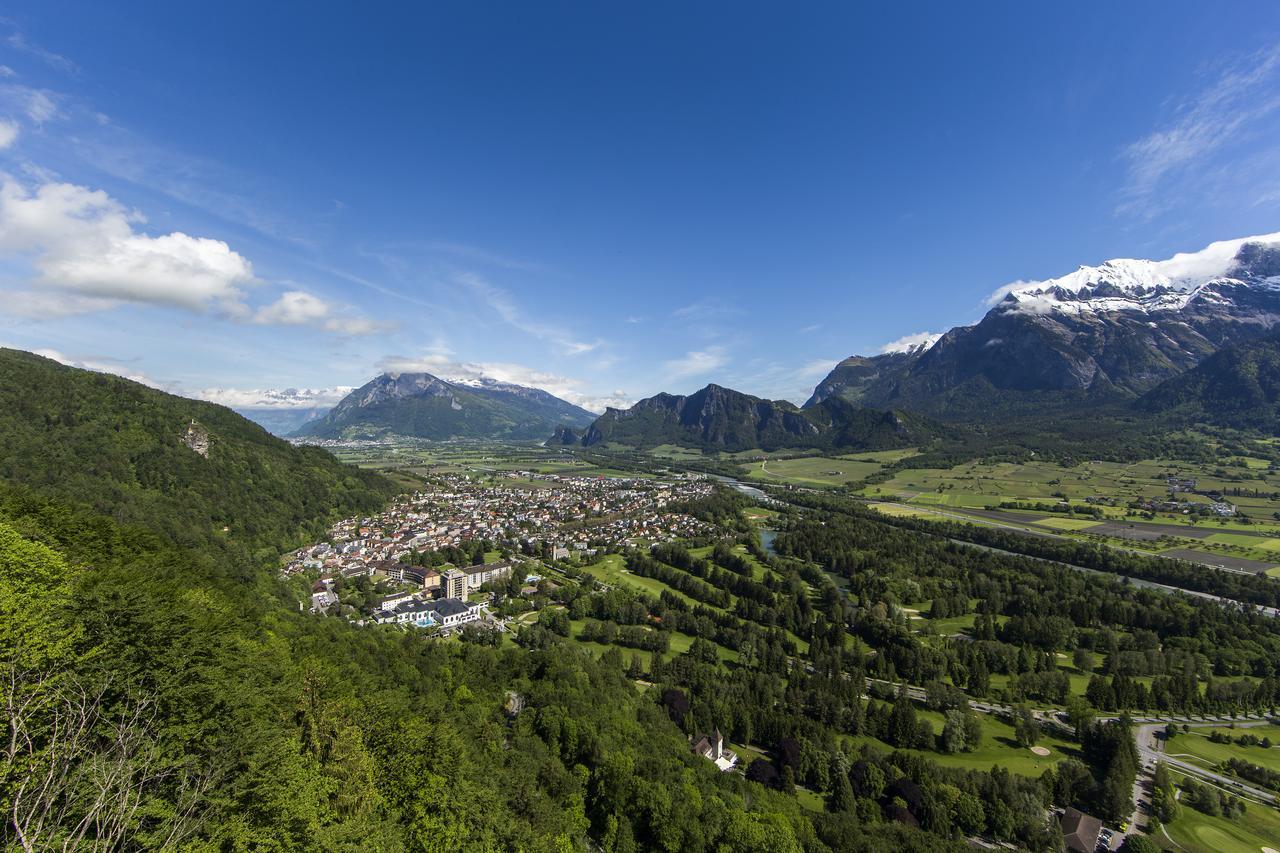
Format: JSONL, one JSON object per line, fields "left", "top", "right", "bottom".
{"left": 251, "top": 290, "right": 382, "bottom": 335}
{"left": 0, "top": 178, "right": 255, "bottom": 314}
{"left": 662, "top": 346, "right": 728, "bottom": 381}
{"left": 195, "top": 386, "right": 354, "bottom": 410}
{"left": 0, "top": 177, "right": 384, "bottom": 334}
{"left": 880, "top": 331, "right": 942, "bottom": 354}
{"left": 0, "top": 119, "right": 17, "bottom": 149}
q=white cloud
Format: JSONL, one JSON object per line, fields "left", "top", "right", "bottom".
{"left": 195, "top": 386, "right": 354, "bottom": 410}
{"left": 0, "top": 119, "right": 17, "bottom": 149}
{"left": 252, "top": 290, "right": 385, "bottom": 336}
{"left": 22, "top": 89, "right": 55, "bottom": 123}
{"left": 662, "top": 346, "right": 728, "bottom": 381}
{"left": 0, "top": 178, "right": 255, "bottom": 313}
{"left": 4, "top": 33, "right": 78, "bottom": 75}
{"left": 1120, "top": 44, "right": 1280, "bottom": 217}
{"left": 0, "top": 177, "right": 384, "bottom": 335}
{"left": 986, "top": 280, "right": 1038, "bottom": 307}
{"left": 880, "top": 331, "right": 942, "bottom": 354}
{"left": 28, "top": 347, "right": 165, "bottom": 389}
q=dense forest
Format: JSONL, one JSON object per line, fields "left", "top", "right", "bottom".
{"left": 7, "top": 352, "right": 1280, "bottom": 850}
{"left": 0, "top": 348, "right": 395, "bottom": 553}
{"left": 0, "top": 355, "right": 956, "bottom": 851}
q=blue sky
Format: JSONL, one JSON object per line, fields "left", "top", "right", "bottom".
{"left": 1, "top": 2, "right": 1280, "bottom": 413}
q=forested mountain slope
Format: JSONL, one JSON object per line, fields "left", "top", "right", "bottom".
{"left": 1140, "top": 333, "right": 1280, "bottom": 432}
{"left": 0, "top": 349, "right": 958, "bottom": 850}
{"left": 0, "top": 348, "right": 394, "bottom": 550}
{"left": 576, "top": 383, "right": 942, "bottom": 452}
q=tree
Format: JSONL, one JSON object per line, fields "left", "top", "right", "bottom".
{"left": 889, "top": 686, "right": 919, "bottom": 748}
{"left": 828, "top": 770, "right": 855, "bottom": 813}
{"left": 1012, "top": 705, "right": 1040, "bottom": 748}
{"left": 1072, "top": 646, "right": 1095, "bottom": 672}
{"left": 1119, "top": 836, "right": 1160, "bottom": 853}
{"left": 940, "top": 710, "right": 969, "bottom": 754}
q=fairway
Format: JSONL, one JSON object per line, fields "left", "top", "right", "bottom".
{"left": 1168, "top": 725, "right": 1280, "bottom": 775}
{"left": 1163, "top": 796, "right": 1280, "bottom": 853}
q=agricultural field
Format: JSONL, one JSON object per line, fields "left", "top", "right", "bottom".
{"left": 741, "top": 448, "right": 919, "bottom": 488}
{"left": 859, "top": 453, "right": 1280, "bottom": 573}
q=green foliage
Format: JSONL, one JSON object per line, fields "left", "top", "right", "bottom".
{"left": 0, "top": 348, "right": 395, "bottom": 552}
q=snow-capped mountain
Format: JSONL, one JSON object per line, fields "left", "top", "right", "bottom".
{"left": 996, "top": 232, "right": 1280, "bottom": 315}
{"left": 294, "top": 371, "right": 595, "bottom": 440}
{"left": 808, "top": 233, "right": 1280, "bottom": 418}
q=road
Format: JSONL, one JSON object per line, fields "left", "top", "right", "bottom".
{"left": 872, "top": 498, "right": 1275, "bottom": 581}
{"left": 1135, "top": 722, "right": 1278, "bottom": 805}
{"left": 939, "top": 533, "right": 1280, "bottom": 619}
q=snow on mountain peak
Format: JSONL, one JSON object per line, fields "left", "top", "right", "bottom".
{"left": 992, "top": 231, "right": 1280, "bottom": 316}
{"left": 880, "top": 331, "right": 943, "bottom": 355}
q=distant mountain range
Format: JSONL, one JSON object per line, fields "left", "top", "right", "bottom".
{"left": 237, "top": 406, "right": 331, "bottom": 436}
{"left": 564, "top": 383, "right": 940, "bottom": 452}
{"left": 807, "top": 233, "right": 1280, "bottom": 422}
{"left": 294, "top": 372, "right": 596, "bottom": 441}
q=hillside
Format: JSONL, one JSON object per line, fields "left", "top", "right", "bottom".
{"left": 0, "top": 348, "right": 395, "bottom": 550}
{"left": 297, "top": 371, "right": 596, "bottom": 441}
{"left": 1140, "top": 333, "right": 1280, "bottom": 432}
{"left": 577, "top": 383, "right": 940, "bottom": 452}
{"left": 0, "top": 349, "right": 936, "bottom": 852}
{"left": 809, "top": 233, "right": 1280, "bottom": 420}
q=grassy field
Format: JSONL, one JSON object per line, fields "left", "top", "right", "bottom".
{"left": 737, "top": 449, "right": 919, "bottom": 489}
{"left": 1161, "top": 778, "right": 1280, "bottom": 853}
{"left": 1168, "top": 725, "right": 1280, "bottom": 775}
{"left": 578, "top": 554, "right": 702, "bottom": 604}
{"left": 846, "top": 708, "right": 1076, "bottom": 777}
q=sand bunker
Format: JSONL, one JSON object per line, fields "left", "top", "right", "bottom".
{"left": 1030, "top": 746, "right": 1051, "bottom": 756}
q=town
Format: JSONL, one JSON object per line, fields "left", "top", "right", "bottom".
{"left": 285, "top": 472, "right": 722, "bottom": 630}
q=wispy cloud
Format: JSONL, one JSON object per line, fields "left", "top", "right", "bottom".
{"left": 662, "top": 345, "right": 729, "bottom": 381}
{"left": 4, "top": 31, "right": 78, "bottom": 75}
{"left": 457, "top": 271, "right": 601, "bottom": 356}
{"left": 417, "top": 240, "right": 549, "bottom": 273}
{"left": 731, "top": 357, "right": 840, "bottom": 403}
{"left": 1119, "top": 43, "right": 1280, "bottom": 218}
